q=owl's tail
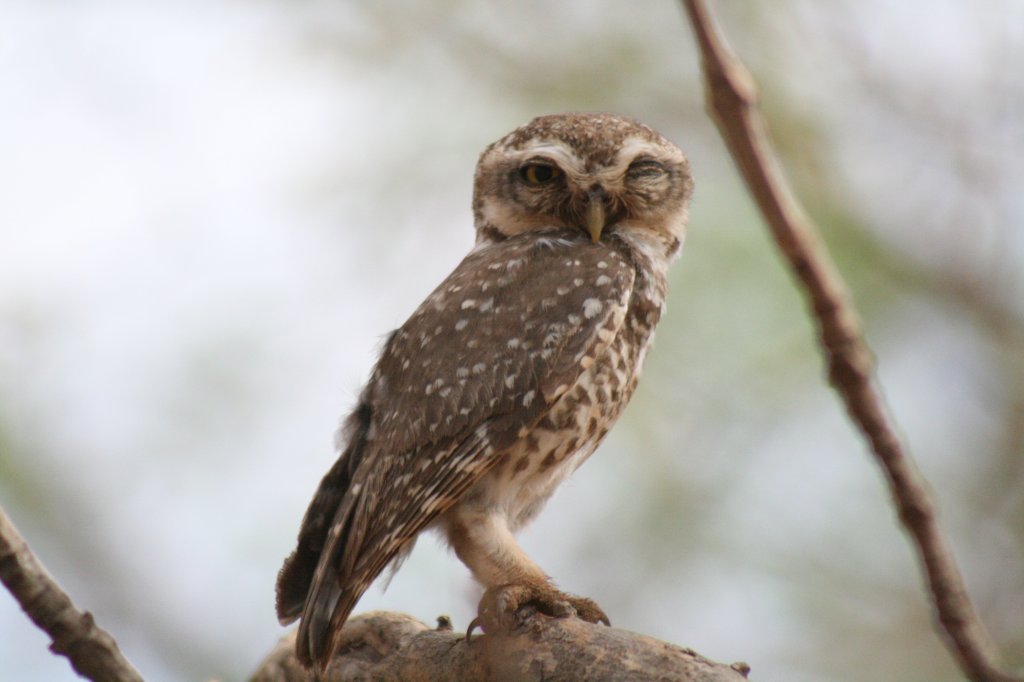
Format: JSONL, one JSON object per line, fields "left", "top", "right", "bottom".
{"left": 274, "top": 400, "right": 373, "bottom": 668}
{"left": 292, "top": 495, "right": 366, "bottom": 670}
{"left": 274, "top": 452, "right": 354, "bottom": 625}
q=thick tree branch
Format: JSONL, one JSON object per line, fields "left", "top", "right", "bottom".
{"left": 250, "top": 611, "right": 750, "bottom": 682}
{"left": 679, "top": 2, "right": 1020, "bottom": 681}
{"left": 0, "top": 504, "right": 144, "bottom": 682}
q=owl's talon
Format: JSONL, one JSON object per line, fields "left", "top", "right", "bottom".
{"left": 569, "top": 595, "right": 611, "bottom": 626}
{"left": 465, "top": 616, "right": 483, "bottom": 642}
{"left": 472, "top": 583, "right": 610, "bottom": 635}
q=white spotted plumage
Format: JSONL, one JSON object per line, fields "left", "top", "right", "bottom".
{"left": 276, "top": 113, "right": 693, "bottom": 671}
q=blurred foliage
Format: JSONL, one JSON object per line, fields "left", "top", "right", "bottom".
{"left": 1, "top": 1, "right": 1022, "bottom": 681}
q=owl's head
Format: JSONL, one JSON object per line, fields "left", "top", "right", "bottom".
{"left": 472, "top": 113, "right": 693, "bottom": 258}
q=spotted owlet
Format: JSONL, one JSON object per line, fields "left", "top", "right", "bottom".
{"left": 275, "top": 112, "right": 693, "bottom": 669}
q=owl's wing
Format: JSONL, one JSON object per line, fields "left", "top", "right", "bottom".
{"left": 277, "top": 232, "right": 637, "bottom": 668}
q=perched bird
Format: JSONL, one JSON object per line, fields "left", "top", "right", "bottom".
{"left": 275, "top": 112, "right": 693, "bottom": 670}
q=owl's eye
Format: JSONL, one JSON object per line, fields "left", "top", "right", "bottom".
{"left": 626, "top": 158, "right": 666, "bottom": 179}
{"left": 519, "top": 163, "right": 563, "bottom": 185}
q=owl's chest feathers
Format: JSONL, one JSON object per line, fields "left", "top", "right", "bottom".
{"left": 469, "top": 250, "right": 668, "bottom": 530}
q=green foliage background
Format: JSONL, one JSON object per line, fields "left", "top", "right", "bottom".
{"left": 1, "top": 1, "right": 1021, "bottom": 680}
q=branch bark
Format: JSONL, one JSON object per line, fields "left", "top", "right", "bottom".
{"left": 250, "top": 611, "right": 751, "bottom": 682}
{"left": 0, "top": 504, "right": 144, "bottom": 682}
{"left": 679, "top": 2, "right": 1021, "bottom": 681}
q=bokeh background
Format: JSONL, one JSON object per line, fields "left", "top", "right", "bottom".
{"left": 2, "top": 1, "right": 1022, "bottom": 680}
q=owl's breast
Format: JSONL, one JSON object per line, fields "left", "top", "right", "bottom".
{"left": 461, "top": 282, "right": 665, "bottom": 531}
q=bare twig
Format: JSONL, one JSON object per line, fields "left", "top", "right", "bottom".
{"left": 679, "top": 2, "right": 1021, "bottom": 681}
{"left": 0, "top": 505, "right": 144, "bottom": 682}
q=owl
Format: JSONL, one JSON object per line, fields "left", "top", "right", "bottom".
{"left": 275, "top": 112, "right": 693, "bottom": 670}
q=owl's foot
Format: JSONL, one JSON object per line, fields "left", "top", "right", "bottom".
{"left": 466, "top": 582, "right": 610, "bottom": 640}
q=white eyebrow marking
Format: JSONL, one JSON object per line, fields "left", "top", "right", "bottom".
{"left": 512, "top": 142, "right": 584, "bottom": 176}
{"left": 616, "top": 137, "right": 667, "bottom": 165}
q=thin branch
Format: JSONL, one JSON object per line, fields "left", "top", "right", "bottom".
{"left": 0, "top": 504, "right": 144, "bottom": 682}
{"left": 679, "top": 2, "right": 1021, "bottom": 681}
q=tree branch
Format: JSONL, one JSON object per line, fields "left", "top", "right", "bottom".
{"left": 679, "top": 2, "right": 1021, "bottom": 681}
{"left": 250, "top": 611, "right": 751, "bottom": 682}
{"left": 0, "top": 504, "right": 144, "bottom": 682}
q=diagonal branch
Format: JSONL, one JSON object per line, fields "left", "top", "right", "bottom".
{"left": 0, "top": 504, "right": 145, "bottom": 682}
{"left": 679, "top": 2, "right": 1021, "bottom": 681}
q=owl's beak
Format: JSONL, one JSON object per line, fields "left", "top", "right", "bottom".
{"left": 585, "top": 186, "right": 607, "bottom": 243}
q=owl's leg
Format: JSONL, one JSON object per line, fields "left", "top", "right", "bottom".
{"left": 443, "top": 509, "right": 610, "bottom": 637}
